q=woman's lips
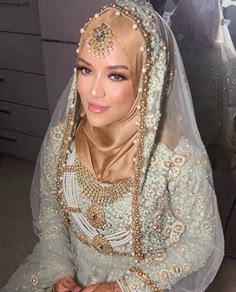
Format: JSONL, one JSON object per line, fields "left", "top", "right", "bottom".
{"left": 88, "top": 102, "right": 109, "bottom": 113}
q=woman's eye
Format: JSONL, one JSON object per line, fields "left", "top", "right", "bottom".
{"left": 77, "top": 66, "right": 91, "bottom": 76}
{"left": 109, "top": 73, "right": 127, "bottom": 82}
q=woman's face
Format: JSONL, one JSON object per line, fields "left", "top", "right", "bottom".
{"left": 77, "top": 37, "right": 135, "bottom": 128}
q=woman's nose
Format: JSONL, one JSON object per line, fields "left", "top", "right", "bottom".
{"left": 90, "top": 75, "right": 105, "bottom": 99}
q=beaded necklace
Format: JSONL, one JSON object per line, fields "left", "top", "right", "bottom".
{"left": 75, "top": 159, "right": 134, "bottom": 228}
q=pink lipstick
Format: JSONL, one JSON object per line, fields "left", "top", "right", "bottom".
{"left": 88, "top": 102, "right": 109, "bottom": 113}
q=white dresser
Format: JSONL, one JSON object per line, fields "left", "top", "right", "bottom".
{"left": 0, "top": 0, "right": 49, "bottom": 161}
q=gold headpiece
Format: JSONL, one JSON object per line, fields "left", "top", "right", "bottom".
{"left": 87, "top": 24, "right": 113, "bottom": 58}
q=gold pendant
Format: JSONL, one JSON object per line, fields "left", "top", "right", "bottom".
{"left": 93, "top": 234, "right": 113, "bottom": 255}
{"left": 87, "top": 204, "right": 106, "bottom": 228}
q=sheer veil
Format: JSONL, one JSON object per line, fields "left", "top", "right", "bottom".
{"left": 30, "top": 1, "right": 224, "bottom": 291}
{"left": 218, "top": 3, "right": 236, "bottom": 149}
{"left": 170, "top": 0, "right": 236, "bottom": 172}
{"left": 30, "top": 76, "right": 77, "bottom": 235}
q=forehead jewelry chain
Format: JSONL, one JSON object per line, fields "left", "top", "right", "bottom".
{"left": 87, "top": 23, "right": 113, "bottom": 58}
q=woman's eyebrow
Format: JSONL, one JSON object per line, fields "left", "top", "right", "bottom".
{"left": 78, "top": 58, "right": 129, "bottom": 71}
{"left": 107, "top": 65, "right": 129, "bottom": 70}
{"left": 78, "top": 57, "right": 92, "bottom": 66}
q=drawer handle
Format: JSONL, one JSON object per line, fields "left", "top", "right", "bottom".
{"left": 0, "top": 108, "right": 11, "bottom": 114}
{"left": 0, "top": 0, "right": 29, "bottom": 5}
{"left": 0, "top": 135, "right": 17, "bottom": 143}
{"left": 0, "top": 78, "right": 5, "bottom": 82}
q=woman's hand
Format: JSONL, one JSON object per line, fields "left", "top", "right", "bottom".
{"left": 81, "top": 282, "right": 121, "bottom": 292}
{"left": 55, "top": 275, "right": 82, "bottom": 292}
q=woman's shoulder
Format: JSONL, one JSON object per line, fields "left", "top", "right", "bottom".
{"left": 173, "top": 138, "right": 210, "bottom": 178}
{"left": 157, "top": 137, "right": 207, "bottom": 161}
{"left": 43, "top": 122, "right": 67, "bottom": 157}
{"left": 157, "top": 137, "right": 210, "bottom": 181}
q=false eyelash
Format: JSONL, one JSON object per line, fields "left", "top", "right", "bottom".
{"left": 76, "top": 66, "right": 92, "bottom": 75}
{"left": 77, "top": 65, "right": 88, "bottom": 71}
{"left": 109, "top": 72, "right": 128, "bottom": 80}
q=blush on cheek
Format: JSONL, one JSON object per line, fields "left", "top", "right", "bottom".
{"left": 111, "top": 87, "right": 135, "bottom": 106}
{"left": 77, "top": 83, "right": 86, "bottom": 105}
{"left": 77, "top": 81, "right": 82, "bottom": 94}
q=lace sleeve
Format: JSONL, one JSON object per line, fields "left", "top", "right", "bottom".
{"left": 118, "top": 147, "right": 223, "bottom": 291}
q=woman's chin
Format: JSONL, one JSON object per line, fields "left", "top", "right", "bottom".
{"left": 85, "top": 116, "right": 111, "bottom": 128}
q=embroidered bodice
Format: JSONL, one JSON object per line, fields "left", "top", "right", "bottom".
{"left": 62, "top": 146, "right": 133, "bottom": 255}
{"left": 61, "top": 142, "right": 186, "bottom": 260}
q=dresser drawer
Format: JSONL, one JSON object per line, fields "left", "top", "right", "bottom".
{"left": 0, "top": 101, "right": 49, "bottom": 137}
{"left": 0, "top": 69, "right": 48, "bottom": 109}
{"left": 39, "top": 0, "right": 111, "bottom": 42}
{"left": 0, "top": 128, "right": 42, "bottom": 161}
{"left": 0, "top": 32, "right": 44, "bottom": 74}
{"left": 0, "top": 0, "right": 40, "bottom": 34}
{"left": 42, "top": 41, "right": 77, "bottom": 115}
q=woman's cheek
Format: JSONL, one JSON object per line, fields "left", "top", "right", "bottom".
{"left": 77, "top": 80, "right": 87, "bottom": 100}
{"left": 110, "top": 85, "right": 134, "bottom": 105}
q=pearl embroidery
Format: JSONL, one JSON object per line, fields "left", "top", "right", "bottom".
{"left": 30, "top": 274, "right": 39, "bottom": 286}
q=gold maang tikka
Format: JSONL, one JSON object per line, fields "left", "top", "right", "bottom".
{"left": 87, "top": 24, "right": 113, "bottom": 58}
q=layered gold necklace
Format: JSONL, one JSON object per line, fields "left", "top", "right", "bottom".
{"left": 75, "top": 160, "right": 133, "bottom": 228}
